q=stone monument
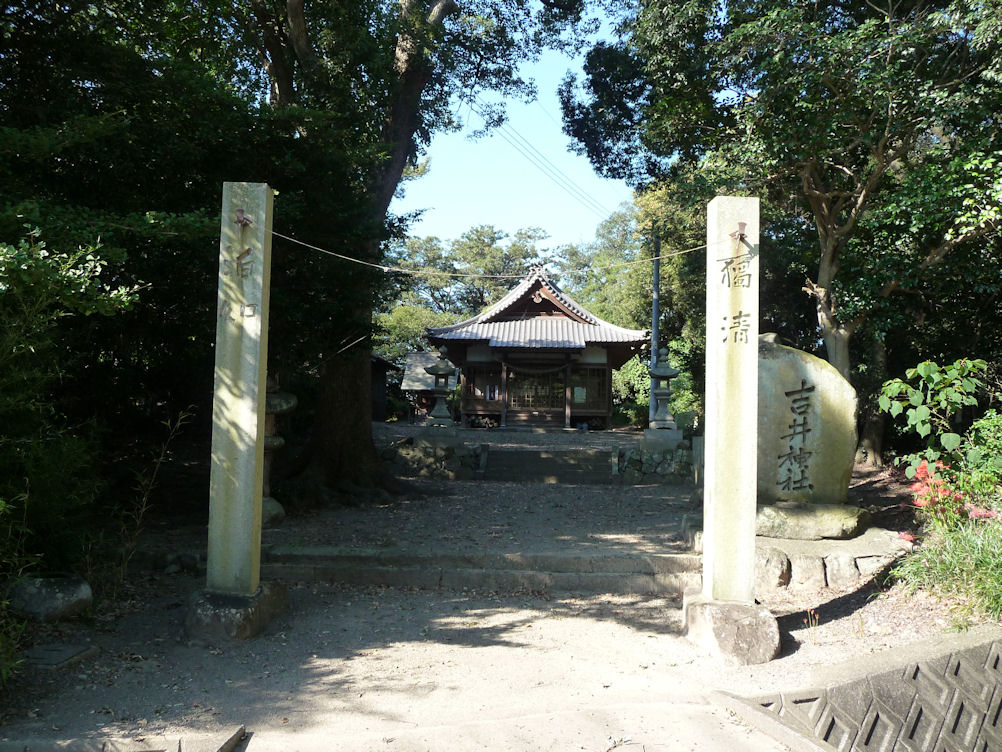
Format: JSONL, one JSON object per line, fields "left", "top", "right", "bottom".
{"left": 187, "top": 182, "right": 287, "bottom": 641}
{"left": 683, "top": 196, "right": 780, "bottom": 665}
{"left": 758, "top": 338, "right": 858, "bottom": 505}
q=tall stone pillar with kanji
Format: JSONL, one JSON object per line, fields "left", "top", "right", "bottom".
{"left": 187, "top": 182, "right": 287, "bottom": 641}
{"left": 683, "top": 196, "right": 779, "bottom": 665}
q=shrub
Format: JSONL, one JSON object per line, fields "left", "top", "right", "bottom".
{"left": 878, "top": 358, "right": 988, "bottom": 477}
{"left": 955, "top": 410, "right": 1002, "bottom": 509}
{"left": 0, "top": 231, "right": 134, "bottom": 684}
{"left": 611, "top": 355, "right": 651, "bottom": 410}
{"left": 611, "top": 401, "right": 647, "bottom": 428}
{"left": 882, "top": 358, "right": 1002, "bottom": 621}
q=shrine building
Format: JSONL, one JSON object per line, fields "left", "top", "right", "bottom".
{"left": 426, "top": 267, "right": 648, "bottom": 429}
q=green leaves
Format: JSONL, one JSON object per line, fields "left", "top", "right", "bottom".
{"left": 941, "top": 433, "right": 963, "bottom": 452}
{"left": 880, "top": 357, "right": 995, "bottom": 472}
{"left": 565, "top": 0, "right": 1002, "bottom": 390}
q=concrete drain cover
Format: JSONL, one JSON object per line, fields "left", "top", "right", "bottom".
{"left": 25, "top": 643, "right": 100, "bottom": 670}
{"left": 725, "top": 639, "right": 1002, "bottom": 751}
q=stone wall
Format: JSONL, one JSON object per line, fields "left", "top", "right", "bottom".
{"left": 613, "top": 445, "right": 694, "bottom": 484}
{"left": 380, "top": 437, "right": 483, "bottom": 480}
{"left": 683, "top": 521, "right": 912, "bottom": 594}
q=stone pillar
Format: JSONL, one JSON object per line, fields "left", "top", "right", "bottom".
{"left": 684, "top": 196, "right": 779, "bottom": 665}
{"left": 188, "top": 182, "right": 287, "bottom": 642}
{"left": 206, "top": 183, "right": 272, "bottom": 595}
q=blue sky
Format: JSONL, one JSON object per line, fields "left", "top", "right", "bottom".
{"left": 390, "top": 49, "right": 635, "bottom": 250}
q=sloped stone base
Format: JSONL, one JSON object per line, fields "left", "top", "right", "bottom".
{"left": 683, "top": 591, "right": 780, "bottom": 666}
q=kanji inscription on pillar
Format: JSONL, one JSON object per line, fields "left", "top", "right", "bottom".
{"left": 702, "top": 197, "right": 760, "bottom": 604}
{"left": 207, "top": 182, "right": 274, "bottom": 596}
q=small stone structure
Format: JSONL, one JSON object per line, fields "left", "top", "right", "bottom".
{"left": 185, "top": 582, "right": 288, "bottom": 642}
{"left": 262, "top": 377, "right": 297, "bottom": 528}
{"left": 380, "top": 436, "right": 484, "bottom": 480}
{"left": 759, "top": 339, "right": 857, "bottom": 505}
{"left": 9, "top": 574, "right": 93, "bottom": 622}
{"left": 755, "top": 502, "right": 870, "bottom": 540}
{"left": 424, "top": 348, "right": 457, "bottom": 428}
{"left": 647, "top": 348, "right": 682, "bottom": 442}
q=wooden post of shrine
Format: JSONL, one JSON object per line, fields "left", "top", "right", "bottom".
{"left": 500, "top": 360, "right": 509, "bottom": 427}
{"left": 564, "top": 363, "right": 572, "bottom": 428}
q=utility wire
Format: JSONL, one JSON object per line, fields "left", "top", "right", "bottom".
{"left": 467, "top": 96, "right": 617, "bottom": 220}
{"left": 495, "top": 120, "right": 612, "bottom": 218}
{"left": 493, "top": 110, "right": 617, "bottom": 217}
{"left": 272, "top": 229, "right": 725, "bottom": 281}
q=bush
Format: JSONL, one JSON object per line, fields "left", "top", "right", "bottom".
{"left": 878, "top": 358, "right": 989, "bottom": 477}
{"left": 955, "top": 410, "right": 1002, "bottom": 508}
{"left": 611, "top": 355, "right": 650, "bottom": 410}
{"left": 882, "top": 358, "right": 1002, "bottom": 621}
{"left": 611, "top": 401, "right": 647, "bottom": 428}
{"left": 0, "top": 231, "right": 134, "bottom": 684}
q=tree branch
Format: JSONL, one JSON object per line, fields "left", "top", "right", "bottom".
{"left": 246, "top": 0, "right": 296, "bottom": 106}
{"left": 919, "top": 219, "right": 998, "bottom": 271}
{"left": 428, "top": 0, "right": 458, "bottom": 26}
{"left": 374, "top": 0, "right": 459, "bottom": 217}
{"left": 286, "top": 0, "right": 317, "bottom": 69}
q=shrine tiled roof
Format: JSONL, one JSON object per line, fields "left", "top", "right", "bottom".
{"left": 427, "top": 268, "right": 647, "bottom": 350}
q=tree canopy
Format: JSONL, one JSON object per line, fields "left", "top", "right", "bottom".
{"left": 562, "top": 0, "right": 1002, "bottom": 380}
{"left": 1, "top": 0, "right": 615, "bottom": 486}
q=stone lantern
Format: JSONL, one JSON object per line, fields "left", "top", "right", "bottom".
{"left": 648, "top": 347, "right": 681, "bottom": 438}
{"left": 262, "top": 374, "right": 297, "bottom": 527}
{"left": 424, "top": 347, "right": 455, "bottom": 428}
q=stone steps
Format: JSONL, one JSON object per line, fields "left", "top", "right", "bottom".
{"left": 261, "top": 545, "right": 702, "bottom": 596}
{"left": 483, "top": 448, "right": 615, "bottom": 484}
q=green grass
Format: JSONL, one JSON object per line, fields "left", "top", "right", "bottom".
{"left": 894, "top": 519, "right": 1002, "bottom": 621}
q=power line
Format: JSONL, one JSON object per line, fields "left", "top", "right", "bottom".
{"left": 466, "top": 96, "right": 618, "bottom": 221}
{"left": 496, "top": 120, "right": 612, "bottom": 218}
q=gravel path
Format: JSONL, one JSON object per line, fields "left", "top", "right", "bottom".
{"left": 0, "top": 451, "right": 982, "bottom": 752}
{"left": 263, "top": 480, "right": 696, "bottom": 556}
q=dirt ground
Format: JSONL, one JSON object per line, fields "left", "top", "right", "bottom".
{"left": 0, "top": 459, "right": 985, "bottom": 751}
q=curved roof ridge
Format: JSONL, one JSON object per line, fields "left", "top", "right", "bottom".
{"left": 427, "top": 266, "right": 647, "bottom": 338}
{"left": 428, "top": 267, "right": 544, "bottom": 334}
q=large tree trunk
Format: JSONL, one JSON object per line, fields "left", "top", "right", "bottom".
{"left": 819, "top": 312, "right": 852, "bottom": 380}
{"left": 264, "top": 0, "right": 459, "bottom": 489}
{"left": 856, "top": 409, "right": 886, "bottom": 468}
{"left": 313, "top": 345, "right": 379, "bottom": 487}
